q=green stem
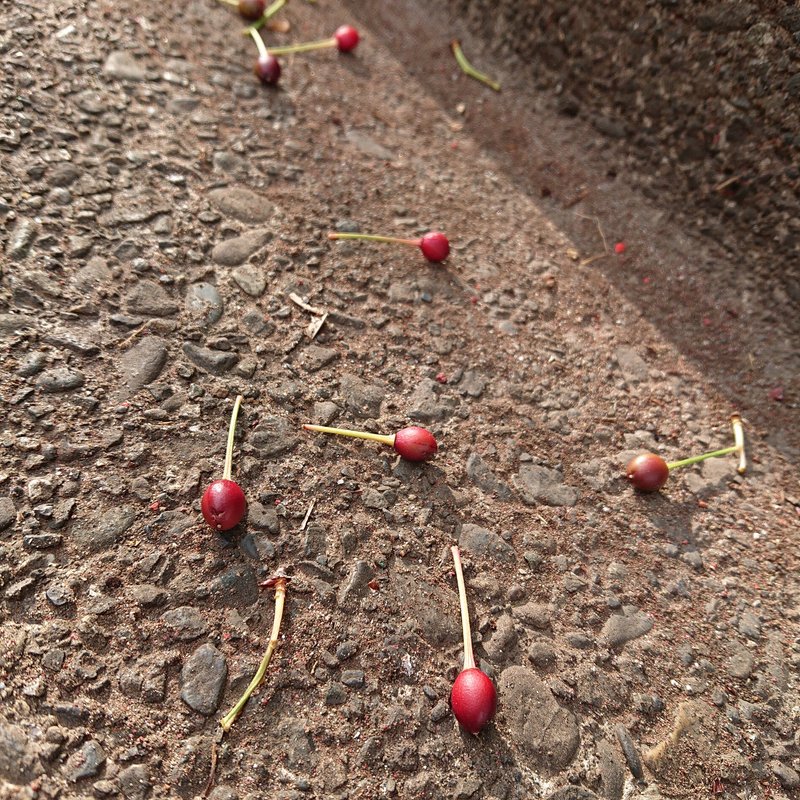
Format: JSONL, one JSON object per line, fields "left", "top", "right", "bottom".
{"left": 219, "top": 581, "right": 286, "bottom": 732}
{"left": 451, "top": 546, "right": 475, "bottom": 671}
{"left": 328, "top": 232, "right": 420, "bottom": 247}
{"left": 223, "top": 395, "right": 243, "bottom": 481}
{"left": 217, "top": 0, "right": 239, "bottom": 6}
{"left": 667, "top": 445, "right": 737, "bottom": 471}
{"left": 264, "top": 37, "right": 337, "bottom": 55}
{"left": 451, "top": 39, "right": 501, "bottom": 92}
{"left": 302, "top": 424, "right": 395, "bottom": 447}
{"left": 244, "top": 0, "right": 287, "bottom": 33}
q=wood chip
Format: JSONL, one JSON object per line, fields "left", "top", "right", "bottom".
{"left": 289, "top": 292, "right": 324, "bottom": 315}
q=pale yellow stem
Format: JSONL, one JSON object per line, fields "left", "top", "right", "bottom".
{"left": 451, "top": 546, "right": 475, "bottom": 670}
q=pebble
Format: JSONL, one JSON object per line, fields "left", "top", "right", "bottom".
{"left": 16, "top": 351, "right": 47, "bottom": 377}
{"left": 118, "top": 764, "right": 151, "bottom": 800}
{"left": 68, "top": 739, "right": 106, "bottom": 781}
{"left": 325, "top": 684, "right": 347, "bottom": 705}
{"left": 5, "top": 577, "right": 37, "bottom": 600}
{"left": 512, "top": 464, "right": 578, "bottom": 507}
{"left": 498, "top": 666, "right": 580, "bottom": 770}
{"left": 772, "top": 760, "right": 800, "bottom": 790}
{"left": 185, "top": 282, "right": 223, "bottom": 325}
{"left": 180, "top": 643, "right": 227, "bottom": 715}
{"left": 546, "top": 788, "right": 598, "bottom": 800}
{"left": 45, "top": 583, "right": 74, "bottom": 607}
{"left": 528, "top": 641, "right": 557, "bottom": 667}
{"left": 72, "top": 507, "right": 135, "bottom": 551}
{"left": 249, "top": 416, "right": 300, "bottom": 457}
{"left": 458, "top": 523, "right": 515, "bottom": 563}
{"left": 129, "top": 584, "right": 167, "bottom": 607}
{"left": 0, "top": 497, "right": 16, "bottom": 531}
{"left": 338, "top": 560, "right": 375, "bottom": 608}
{"left": 0, "top": 721, "right": 43, "bottom": 783}
{"left": 125, "top": 280, "right": 178, "bottom": 317}
{"left": 211, "top": 229, "right": 273, "bottom": 266}
{"left": 430, "top": 699, "right": 450, "bottom": 722}
{"left": 24, "top": 533, "right": 63, "bottom": 550}
{"left": 36, "top": 368, "right": 85, "bottom": 393}
{"left": 182, "top": 342, "right": 238, "bottom": 374}
{"left": 615, "top": 724, "right": 644, "bottom": 781}
{"left": 103, "top": 50, "right": 147, "bottom": 81}
{"left": 119, "top": 337, "right": 168, "bottom": 392}
{"left": 8, "top": 219, "right": 38, "bottom": 261}
{"left": 336, "top": 641, "right": 358, "bottom": 661}
{"left": 247, "top": 502, "right": 280, "bottom": 533}
{"left": 465, "top": 452, "right": 513, "bottom": 500}
{"left": 725, "top": 643, "right": 755, "bottom": 679}
{"left": 338, "top": 373, "right": 386, "bottom": 419}
{"left": 161, "top": 606, "right": 208, "bottom": 641}
{"left": 614, "top": 346, "right": 649, "bottom": 383}
{"left": 738, "top": 611, "right": 762, "bottom": 640}
{"left": 208, "top": 186, "right": 275, "bottom": 224}
{"left": 598, "top": 606, "right": 653, "bottom": 649}
{"left": 231, "top": 265, "right": 267, "bottom": 296}
{"left": 596, "top": 738, "right": 625, "bottom": 800}
{"left": 299, "top": 345, "right": 339, "bottom": 373}
{"left": 341, "top": 669, "right": 365, "bottom": 689}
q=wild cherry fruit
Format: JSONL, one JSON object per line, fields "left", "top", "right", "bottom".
{"left": 450, "top": 546, "right": 497, "bottom": 734}
{"left": 262, "top": 25, "right": 360, "bottom": 56}
{"left": 238, "top": 0, "right": 265, "bottom": 20}
{"left": 201, "top": 395, "right": 247, "bottom": 530}
{"left": 250, "top": 28, "right": 281, "bottom": 85}
{"left": 328, "top": 230, "right": 450, "bottom": 263}
{"left": 626, "top": 414, "right": 746, "bottom": 492}
{"left": 302, "top": 423, "right": 437, "bottom": 462}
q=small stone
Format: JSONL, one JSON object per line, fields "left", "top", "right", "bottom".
{"left": 528, "top": 641, "right": 557, "bottom": 667}
{"left": 299, "top": 345, "right": 338, "bottom": 373}
{"left": 72, "top": 507, "right": 136, "bottom": 551}
{"left": 249, "top": 416, "right": 300, "bottom": 457}
{"left": 344, "top": 129, "right": 394, "bottom": 159}
{"left": 458, "top": 523, "right": 515, "bottom": 563}
{"left": 341, "top": 669, "right": 365, "bottom": 688}
{"left": 0, "top": 497, "right": 16, "bottom": 531}
{"left": 118, "top": 763, "right": 151, "bottom": 800}
{"left": 772, "top": 761, "right": 800, "bottom": 790}
{"left": 161, "top": 606, "right": 208, "bottom": 641}
{"left": 336, "top": 641, "right": 358, "bottom": 660}
{"left": 598, "top": 607, "right": 653, "bottom": 649}
{"left": 182, "top": 343, "right": 238, "bottom": 374}
{"left": 8, "top": 219, "right": 38, "bottom": 261}
{"left": 725, "top": 643, "right": 755, "bottom": 679}
{"left": 247, "top": 502, "right": 280, "bottom": 533}
{"left": 231, "top": 265, "right": 267, "bottom": 296}
{"left": 325, "top": 684, "right": 347, "bottom": 705}
{"left": 42, "top": 649, "right": 66, "bottom": 672}
{"left": 119, "top": 337, "right": 168, "bottom": 392}
{"left": 512, "top": 464, "right": 578, "bottom": 507}
{"left": 545, "top": 788, "right": 598, "bottom": 800}
{"left": 0, "top": 721, "right": 43, "bottom": 783}
{"left": 125, "top": 280, "right": 178, "bottom": 317}
{"left": 338, "top": 560, "right": 374, "bottom": 607}
{"left": 208, "top": 186, "right": 275, "bottom": 224}
{"left": 185, "top": 282, "right": 223, "bottom": 325}
{"left": 28, "top": 477, "right": 55, "bottom": 502}
{"left": 614, "top": 346, "right": 649, "bottom": 383}
{"left": 430, "top": 699, "right": 450, "bottom": 722}
{"left": 45, "top": 583, "right": 75, "bottom": 607}
{"left": 36, "top": 367, "right": 85, "bottom": 393}
{"left": 103, "top": 50, "right": 147, "bottom": 81}
{"left": 615, "top": 725, "right": 644, "bottom": 781}
{"left": 68, "top": 740, "right": 106, "bottom": 781}
{"left": 5, "top": 577, "right": 37, "bottom": 600}
{"left": 211, "top": 229, "right": 272, "bottom": 266}
{"left": 738, "top": 611, "right": 762, "bottom": 640}
{"left": 129, "top": 584, "right": 167, "bottom": 606}
{"left": 466, "top": 452, "right": 513, "bottom": 500}
{"left": 180, "top": 643, "right": 227, "bottom": 715}
{"left": 24, "top": 533, "right": 62, "bottom": 550}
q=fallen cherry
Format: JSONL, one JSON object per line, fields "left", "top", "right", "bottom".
{"left": 614, "top": 241, "right": 626, "bottom": 254}
{"left": 237, "top": 0, "right": 265, "bottom": 20}
{"left": 263, "top": 24, "right": 359, "bottom": 56}
{"left": 328, "top": 230, "right": 450, "bottom": 263}
{"left": 250, "top": 28, "right": 281, "bottom": 85}
{"left": 626, "top": 414, "right": 746, "bottom": 492}
{"left": 302, "top": 423, "right": 437, "bottom": 462}
{"left": 450, "top": 546, "right": 497, "bottom": 734}
{"left": 201, "top": 395, "right": 247, "bottom": 530}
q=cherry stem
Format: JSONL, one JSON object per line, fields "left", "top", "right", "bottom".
{"left": 451, "top": 546, "right": 476, "bottom": 671}
{"left": 217, "top": 0, "right": 239, "bottom": 6}
{"left": 223, "top": 395, "right": 244, "bottom": 481}
{"left": 666, "top": 445, "right": 738, "bottom": 471}
{"left": 451, "top": 39, "right": 501, "bottom": 92}
{"left": 264, "top": 37, "right": 337, "bottom": 55}
{"left": 244, "top": 0, "right": 286, "bottom": 33}
{"left": 328, "top": 232, "right": 420, "bottom": 247}
{"left": 731, "top": 414, "right": 747, "bottom": 475}
{"left": 302, "top": 423, "right": 395, "bottom": 447}
{"left": 219, "top": 578, "right": 287, "bottom": 732}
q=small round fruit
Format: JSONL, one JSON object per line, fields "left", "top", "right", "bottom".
{"left": 254, "top": 54, "right": 281, "bottom": 85}
{"left": 451, "top": 668, "right": 497, "bottom": 734}
{"left": 626, "top": 453, "right": 669, "bottom": 492}
{"left": 420, "top": 231, "right": 450, "bottom": 262}
{"left": 202, "top": 479, "right": 247, "bottom": 530}
{"left": 393, "top": 427, "right": 438, "bottom": 462}
{"left": 238, "top": 0, "right": 265, "bottom": 20}
{"left": 334, "top": 25, "right": 360, "bottom": 52}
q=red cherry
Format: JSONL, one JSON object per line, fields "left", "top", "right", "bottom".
{"left": 420, "top": 231, "right": 450, "bottom": 262}
{"left": 626, "top": 453, "right": 670, "bottom": 492}
{"left": 254, "top": 54, "right": 281, "bottom": 85}
{"left": 393, "top": 427, "right": 438, "bottom": 462}
{"left": 334, "top": 25, "right": 359, "bottom": 53}
{"left": 238, "top": 0, "right": 265, "bottom": 21}
{"left": 202, "top": 479, "right": 247, "bottom": 530}
{"left": 451, "top": 668, "right": 497, "bottom": 734}
{"left": 614, "top": 241, "right": 626, "bottom": 254}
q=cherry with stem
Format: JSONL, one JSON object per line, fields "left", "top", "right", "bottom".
{"left": 264, "top": 24, "right": 360, "bottom": 55}
{"left": 201, "top": 395, "right": 247, "bottom": 530}
{"left": 302, "top": 423, "right": 437, "bottom": 462}
{"left": 328, "top": 230, "right": 450, "bottom": 263}
{"left": 216, "top": 0, "right": 264, "bottom": 22}
{"left": 250, "top": 28, "right": 281, "bottom": 85}
{"left": 219, "top": 571, "right": 290, "bottom": 732}
{"left": 626, "top": 414, "right": 747, "bottom": 492}
{"left": 450, "top": 546, "right": 497, "bottom": 734}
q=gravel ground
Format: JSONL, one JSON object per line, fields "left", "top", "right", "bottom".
{"left": 1, "top": 1, "right": 799, "bottom": 799}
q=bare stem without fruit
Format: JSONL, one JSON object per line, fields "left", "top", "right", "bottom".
{"left": 450, "top": 40, "right": 500, "bottom": 92}
{"left": 223, "top": 395, "right": 244, "bottom": 481}
{"left": 731, "top": 414, "right": 747, "bottom": 474}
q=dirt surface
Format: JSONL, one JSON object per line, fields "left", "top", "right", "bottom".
{"left": 1, "top": 2, "right": 799, "bottom": 800}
